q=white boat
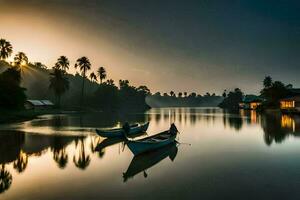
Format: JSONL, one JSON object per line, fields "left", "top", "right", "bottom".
{"left": 126, "top": 124, "right": 179, "bottom": 155}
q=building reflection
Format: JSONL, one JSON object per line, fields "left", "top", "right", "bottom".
{"left": 281, "top": 115, "right": 296, "bottom": 132}
{"left": 261, "top": 113, "right": 300, "bottom": 146}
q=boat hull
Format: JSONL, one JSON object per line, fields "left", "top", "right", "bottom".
{"left": 96, "top": 122, "right": 149, "bottom": 138}
{"left": 127, "top": 134, "right": 177, "bottom": 155}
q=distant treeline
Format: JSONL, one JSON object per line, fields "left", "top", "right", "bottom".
{"left": 146, "top": 92, "right": 223, "bottom": 107}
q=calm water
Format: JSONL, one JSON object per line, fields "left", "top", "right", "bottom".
{"left": 1, "top": 108, "right": 300, "bottom": 199}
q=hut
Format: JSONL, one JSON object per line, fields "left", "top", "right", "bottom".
{"left": 280, "top": 96, "right": 300, "bottom": 113}
{"left": 24, "top": 100, "right": 54, "bottom": 110}
{"left": 239, "top": 95, "right": 263, "bottom": 110}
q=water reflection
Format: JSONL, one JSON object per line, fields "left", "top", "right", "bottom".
{"left": 73, "top": 138, "right": 91, "bottom": 170}
{"left": 0, "top": 130, "right": 86, "bottom": 194}
{"left": 0, "top": 164, "right": 12, "bottom": 194}
{"left": 1, "top": 109, "right": 300, "bottom": 199}
{"left": 123, "top": 143, "right": 178, "bottom": 182}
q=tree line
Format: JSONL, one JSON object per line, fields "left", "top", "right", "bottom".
{"left": 0, "top": 38, "right": 150, "bottom": 111}
{"left": 146, "top": 91, "right": 223, "bottom": 107}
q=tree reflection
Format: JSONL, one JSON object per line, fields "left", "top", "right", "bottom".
{"left": 13, "top": 151, "right": 28, "bottom": 173}
{"left": 0, "top": 164, "right": 12, "bottom": 194}
{"left": 261, "top": 113, "right": 290, "bottom": 146}
{"left": 73, "top": 139, "right": 91, "bottom": 170}
{"left": 53, "top": 148, "right": 68, "bottom": 169}
{"left": 90, "top": 136, "right": 105, "bottom": 158}
{"left": 222, "top": 109, "right": 243, "bottom": 131}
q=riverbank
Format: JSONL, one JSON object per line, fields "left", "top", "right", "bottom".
{"left": 0, "top": 109, "right": 62, "bottom": 124}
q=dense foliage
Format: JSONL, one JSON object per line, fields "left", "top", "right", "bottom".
{"left": 260, "top": 76, "right": 291, "bottom": 108}
{"left": 218, "top": 88, "right": 243, "bottom": 110}
{"left": 0, "top": 67, "right": 26, "bottom": 109}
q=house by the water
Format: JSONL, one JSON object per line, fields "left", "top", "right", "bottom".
{"left": 280, "top": 96, "right": 300, "bottom": 113}
{"left": 24, "top": 100, "right": 54, "bottom": 110}
{"left": 239, "top": 95, "right": 263, "bottom": 110}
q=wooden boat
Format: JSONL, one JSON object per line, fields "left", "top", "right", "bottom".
{"left": 123, "top": 142, "right": 178, "bottom": 182}
{"left": 126, "top": 124, "right": 179, "bottom": 155}
{"left": 94, "top": 131, "right": 146, "bottom": 152}
{"left": 95, "top": 122, "right": 149, "bottom": 138}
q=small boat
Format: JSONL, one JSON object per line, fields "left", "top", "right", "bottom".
{"left": 126, "top": 123, "right": 179, "bottom": 155}
{"left": 123, "top": 142, "right": 178, "bottom": 182}
{"left": 95, "top": 122, "right": 149, "bottom": 138}
{"left": 94, "top": 131, "right": 146, "bottom": 152}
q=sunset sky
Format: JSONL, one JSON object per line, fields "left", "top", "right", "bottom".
{"left": 1, "top": 0, "right": 299, "bottom": 94}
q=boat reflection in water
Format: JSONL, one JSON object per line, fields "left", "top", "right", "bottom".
{"left": 94, "top": 131, "right": 147, "bottom": 156}
{"left": 123, "top": 142, "right": 178, "bottom": 182}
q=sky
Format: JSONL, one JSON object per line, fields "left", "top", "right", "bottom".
{"left": 0, "top": 0, "right": 299, "bottom": 94}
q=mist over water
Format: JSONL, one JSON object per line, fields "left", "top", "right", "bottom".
{"left": 1, "top": 108, "right": 300, "bottom": 199}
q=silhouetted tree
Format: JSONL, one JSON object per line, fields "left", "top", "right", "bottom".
{"left": 14, "top": 52, "right": 28, "bottom": 67}
{"left": 184, "top": 92, "right": 187, "bottom": 97}
{"left": 170, "top": 91, "right": 175, "bottom": 97}
{"left": 75, "top": 57, "right": 91, "bottom": 109}
{"left": 49, "top": 67, "right": 70, "bottom": 107}
{"left": 97, "top": 66, "right": 107, "bottom": 84}
{"left": 34, "top": 62, "right": 47, "bottom": 69}
{"left": 263, "top": 76, "right": 272, "bottom": 88}
{"left": 261, "top": 78, "right": 289, "bottom": 108}
{"left": 137, "top": 86, "right": 151, "bottom": 96}
{"left": 219, "top": 88, "right": 243, "bottom": 109}
{"left": 55, "top": 56, "right": 70, "bottom": 72}
{"left": 119, "top": 79, "right": 129, "bottom": 89}
{"left": 106, "top": 79, "right": 114, "bottom": 86}
{"left": 222, "top": 90, "right": 227, "bottom": 98}
{"left": 0, "top": 67, "right": 26, "bottom": 109}
{"left": 0, "top": 39, "right": 13, "bottom": 60}
{"left": 178, "top": 92, "right": 183, "bottom": 98}
{"left": 89, "top": 72, "right": 97, "bottom": 83}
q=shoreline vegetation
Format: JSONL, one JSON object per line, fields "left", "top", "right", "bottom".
{"left": 0, "top": 38, "right": 224, "bottom": 124}
{"left": 0, "top": 38, "right": 153, "bottom": 124}
{"left": 1, "top": 38, "right": 297, "bottom": 124}
{"left": 219, "top": 76, "right": 298, "bottom": 111}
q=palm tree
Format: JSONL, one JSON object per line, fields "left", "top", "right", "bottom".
{"left": 73, "top": 139, "right": 91, "bottom": 170}
{"left": 263, "top": 76, "right": 273, "bottom": 88}
{"left": 97, "top": 66, "right": 107, "bottom": 84}
{"left": 55, "top": 56, "right": 70, "bottom": 72}
{"left": 0, "top": 164, "right": 12, "bottom": 194}
{"left": 14, "top": 52, "right": 28, "bottom": 67}
{"left": 49, "top": 67, "right": 70, "bottom": 108}
{"left": 0, "top": 39, "right": 13, "bottom": 60}
{"left": 89, "top": 72, "right": 97, "bottom": 83}
{"left": 106, "top": 79, "right": 114, "bottom": 86}
{"left": 170, "top": 91, "right": 175, "bottom": 97}
{"left": 184, "top": 92, "right": 187, "bottom": 97}
{"left": 75, "top": 57, "right": 91, "bottom": 109}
